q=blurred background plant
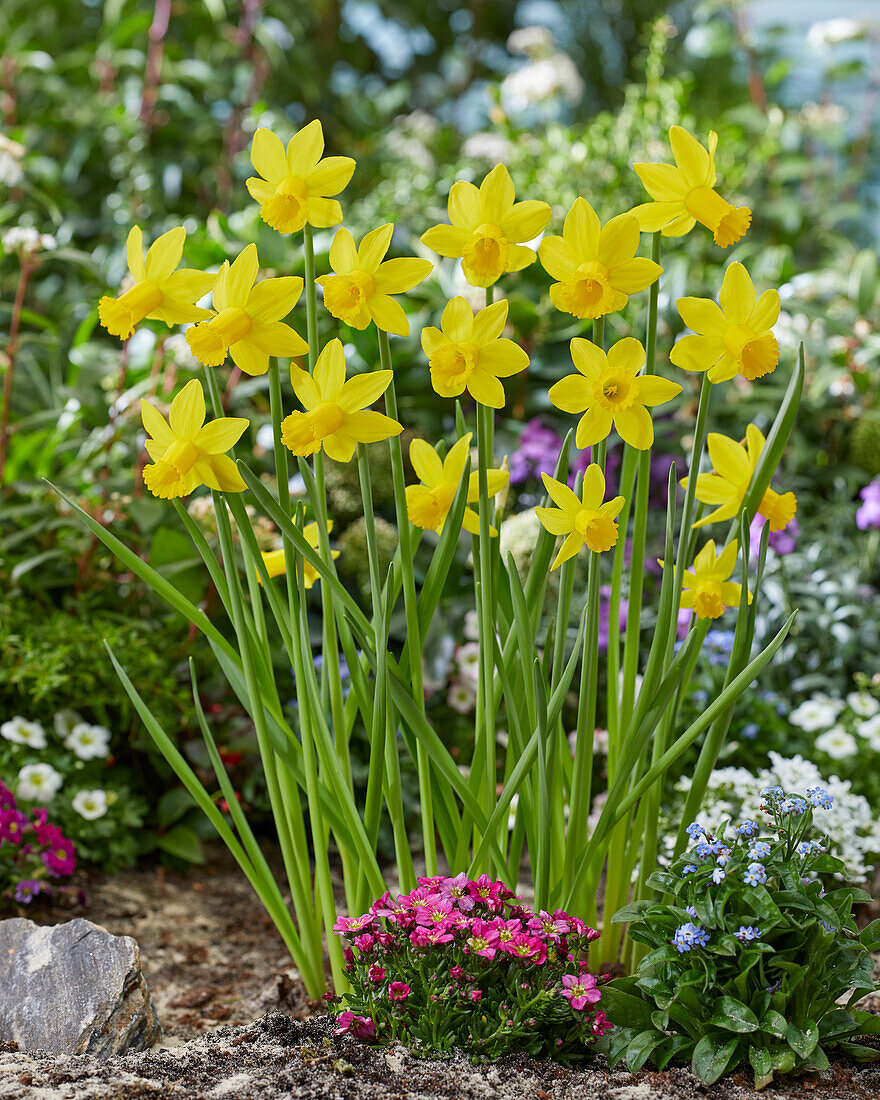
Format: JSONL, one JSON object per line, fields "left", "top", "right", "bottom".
{"left": 2, "top": 0, "right": 879, "bottom": 877}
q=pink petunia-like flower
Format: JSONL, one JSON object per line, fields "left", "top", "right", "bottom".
{"left": 490, "top": 917, "right": 523, "bottom": 945}
{"left": 0, "top": 808, "right": 26, "bottom": 845}
{"left": 449, "top": 965, "right": 465, "bottom": 980}
{"left": 335, "top": 1011, "right": 377, "bottom": 1040}
{"left": 367, "top": 964, "right": 385, "bottom": 983}
{"left": 465, "top": 919, "right": 500, "bottom": 959}
{"left": 41, "top": 836, "right": 76, "bottom": 877}
{"left": 440, "top": 872, "right": 476, "bottom": 912}
{"left": 414, "top": 896, "right": 457, "bottom": 926}
{"left": 369, "top": 891, "right": 399, "bottom": 918}
{"left": 352, "top": 933, "right": 375, "bottom": 954}
{"left": 388, "top": 982, "right": 411, "bottom": 1001}
{"left": 561, "top": 973, "right": 601, "bottom": 1011}
{"left": 592, "top": 1010, "right": 612, "bottom": 1036}
{"left": 375, "top": 931, "right": 395, "bottom": 948}
{"left": 333, "top": 913, "right": 376, "bottom": 936}
{"left": 0, "top": 783, "right": 17, "bottom": 809}
{"left": 468, "top": 874, "right": 506, "bottom": 904}
{"left": 35, "top": 821, "right": 61, "bottom": 847}
{"left": 31, "top": 807, "right": 48, "bottom": 826}
{"left": 527, "top": 910, "right": 570, "bottom": 940}
{"left": 502, "top": 933, "right": 548, "bottom": 964}
{"left": 469, "top": 989, "right": 483, "bottom": 1002}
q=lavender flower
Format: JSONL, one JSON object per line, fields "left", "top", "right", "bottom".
{"left": 749, "top": 841, "right": 772, "bottom": 860}
{"left": 743, "top": 862, "right": 767, "bottom": 886}
{"left": 735, "top": 925, "right": 762, "bottom": 942}
{"left": 806, "top": 787, "right": 833, "bottom": 810}
{"left": 685, "top": 822, "right": 703, "bottom": 839}
{"left": 856, "top": 479, "right": 880, "bottom": 531}
{"left": 13, "top": 880, "right": 42, "bottom": 903}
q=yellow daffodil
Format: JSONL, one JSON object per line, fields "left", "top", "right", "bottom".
{"left": 281, "top": 338, "right": 402, "bottom": 462}
{"left": 186, "top": 244, "right": 307, "bottom": 375}
{"left": 316, "top": 223, "right": 432, "bottom": 336}
{"left": 246, "top": 122, "right": 356, "bottom": 235}
{"left": 538, "top": 199, "right": 661, "bottom": 321}
{"left": 406, "top": 434, "right": 508, "bottom": 535}
{"left": 549, "top": 337, "right": 681, "bottom": 451}
{"left": 261, "top": 521, "right": 339, "bottom": 588}
{"left": 680, "top": 539, "right": 749, "bottom": 620}
{"left": 536, "top": 466, "right": 625, "bottom": 569}
{"left": 632, "top": 126, "right": 752, "bottom": 247}
{"left": 141, "top": 379, "right": 248, "bottom": 500}
{"left": 98, "top": 226, "right": 214, "bottom": 340}
{"left": 421, "top": 297, "right": 528, "bottom": 409}
{"left": 420, "top": 164, "right": 550, "bottom": 288}
{"left": 682, "top": 425, "right": 797, "bottom": 532}
{"left": 671, "top": 262, "right": 780, "bottom": 384}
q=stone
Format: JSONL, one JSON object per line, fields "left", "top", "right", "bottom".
{"left": 0, "top": 916, "right": 161, "bottom": 1056}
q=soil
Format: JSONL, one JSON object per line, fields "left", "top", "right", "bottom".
{"left": 3, "top": 855, "right": 880, "bottom": 1099}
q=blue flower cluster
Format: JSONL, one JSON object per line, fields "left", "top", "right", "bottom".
{"left": 807, "top": 787, "right": 833, "bottom": 810}
{"left": 673, "top": 922, "right": 710, "bottom": 953}
{"left": 743, "top": 862, "right": 767, "bottom": 886}
{"left": 735, "top": 925, "right": 762, "bottom": 942}
{"left": 736, "top": 820, "right": 759, "bottom": 837}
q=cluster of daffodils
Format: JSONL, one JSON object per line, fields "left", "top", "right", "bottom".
{"left": 95, "top": 120, "right": 796, "bottom": 618}
{"left": 330, "top": 875, "right": 609, "bottom": 1061}
{"left": 0, "top": 779, "right": 76, "bottom": 907}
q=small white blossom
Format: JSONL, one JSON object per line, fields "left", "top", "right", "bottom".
{"left": 54, "top": 710, "right": 84, "bottom": 738}
{"left": 455, "top": 642, "right": 481, "bottom": 687}
{"left": 1, "top": 716, "right": 47, "bottom": 749}
{"left": 848, "top": 692, "right": 879, "bottom": 718}
{"left": 0, "top": 150, "right": 24, "bottom": 188}
{"left": 447, "top": 682, "right": 475, "bottom": 715}
{"left": 815, "top": 726, "right": 859, "bottom": 760}
{"left": 788, "top": 695, "right": 845, "bottom": 732}
{"left": 1, "top": 226, "right": 57, "bottom": 254}
{"left": 72, "top": 789, "right": 109, "bottom": 820}
{"left": 64, "top": 723, "right": 111, "bottom": 761}
{"left": 17, "top": 763, "right": 63, "bottom": 802}
{"left": 856, "top": 714, "right": 880, "bottom": 751}
{"left": 462, "top": 609, "right": 480, "bottom": 642}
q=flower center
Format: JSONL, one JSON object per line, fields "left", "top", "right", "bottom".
{"left": 430, "top": 342, "right": 479, "bottom": 395}
{"left": 595, "top": 369, "right": 637, "bottom": 411}
{"left": 692, "top": 578, "right": 725, "bottom": 619}
{"left": 143, "top": 439, "right": 200, "bottom": 499}
{"left": 684, "top": 186, "right": 751, "bottom": 247}
{"left": 759, "top": 488, "right": 796, "bottom": 532}
{"left": 98, "top": 281, "right": 163, "bottom": 339}
{"left": 462, "top": 224, "right": 509, "bottom": 286}
{"left": 323, "top": 271, "right": 376, "bottom": 326}
{"left": 574, "top": 509, "right": 619, "bottom": 552}
{"left": 407, "top": 485, "right": 454, "bottom": 532}
{"left": 260, "top": 175, "right": 310, "bottom": 234}
{"left": 723, "top": 325, "right": 779, "bottom": 381}
{"left": 559, "top": 261, "right": 614, "bottom": 319}
{"left": 186, "top": 308, "right": 251, "bottom": 366}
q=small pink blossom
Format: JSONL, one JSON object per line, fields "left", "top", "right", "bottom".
{"left": 335, "top": 1011, "right": 376, "bottom": 1040}
{"left": 333, "top": 913, "right": 375, "bottom": 936}
{"left": 352, "top": 933, "right": 375, "bottom": 953}
{"left": 561, "top": 973, "right": 601, "bottom": 1011}
{"left": 469, "top": 989, "right": 483, "bottom": 1002}
{"left": 367, "top": 964, "right": 385, "bottom": 983}
{"left": 592, "top": 1010, "right": 612, "bottom": 1036}
{"left": 388, "top": 982, "right": 410, "bottom": 1001}
{"left": 528, "top": 910, "right": 569, "bottom": 940}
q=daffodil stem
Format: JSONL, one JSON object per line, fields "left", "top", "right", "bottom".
{"left": 268, "top": 360, "right": 298, "bottom": 629}
{"left": 378, "top": 327, "right": 436, "bottom": 880}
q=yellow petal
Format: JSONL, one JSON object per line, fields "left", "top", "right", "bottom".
{"left": 479, "top": 163, "right": 515, "bottom": 222}
{"left": 693, "top": 539, "right": 718, "bottom": 573}
{"left": 575, "top": 406, "right": 614, "bottom": 449}
{"left": 745, "top": 423, "right": 766, "bottom": 464}
{"left": 211, "top": 261, "right": 231, "bottom": 313}
{"left": 313, "top": 340, "right": 347, "bottom": 399}
{"left": 357, "top": 223, "right": 394, "bottom": 272}
{"left": 716, "top": 539, "right": 740, "bottom": 578}
{"left": 581, "top": 463, "right": 606, "bottom": 510}
{"left": 707, "top": 433, "right": 751, "bottom": 482}
{"left": 670, "top": 334, "right": 724, "bottom": 373}
{"left": 549, "top": 374, "right": 591, "bottom": 414}
{"left": 251, "top": 127, "right": 288, "bottom": 181}
{"left": 286, "top": 119, "right": 324, "bottom": 174}
{"left": 677, "top": 296, "right": 727, "bottom": 336}
{"left": 303, "top": 197, "right": 343, "bottom": 228}
{"left": 631, "top": 163, "right": 688, "bottom": 201}
{"left": 342, "top": 409, "right": 403, "bottom": 443}
{"left": 373, "top": 257, "right": 433, "bottom": 294}
{"left": 322, "top": 431, "right": 358, "bottom": 463}
{"left": 692, "top": 471, "right": 739, "bottom": 506}
{"left": 204, "top": 453, "right": 247, "bottom": 493}
{"left": 471, "top": 299, "right": 508, "bottom": 345}
{"left": 478, "top": 339, "right": 528, "bottom": 378}
{"left": 563, "top": 198, "right": 600, "bottom": 259}
{"left": 607, "top": 257, "right": 662, "bottom": 294}
{"left": 706, "top": 355, "right": 739, "bottom": 384}
{"left": 538, "top": 235, "right": 576, "bottom": 281}
{"left": 629, "top": 199, "right": 682, "bottom": 233}
{"left": 420, "top": 326, "right": 446, "bottom": 357}
{"left": 535, "top": 505, "right": 572, "bottom": 536}
{"left": 749, "top": 289, "right": 780, "bottom": 332}
{"left": 485, "top": 468, "right": 509, "bottom": 496}
{"left": 669, "top": 126, "right": 712, "bottom": 188}
{"left": 598, "top": 213, "right": 639, "bottom": 267}
{"left": 247, "top": 276, "right": 303, "bottom": 321}
{"left": 541, "top": 471, "right": 581, "bottom": 514}
{"left": 227, "top": 244, "right": 260, "bottom": 306}
{"left": 662, "top": 211, "right": 697, "bottom": 237}
{"left": 420, "top": 224, "right": 470, "bottom": 257}
{"left": 500, "top": 199, "right": 551, "bottom": 243}
{"left": 290, "top": 364, "right": 320, "bottom": 409}
{"left": 195, "top": 416, "right": 249, "bottom": 453}
{"left": 162, "top": 269, "right": 216, "bottom": 302}
{"left": 719, "top": 262, "right": 756, "bottom": 325}
{"left": 638, "top": 375, "right": 682, "bottom": 407}
{"left": 248, "top": 320, "right": 308, "bottom": 358}
{"left": 368, "top": 294, "right": 410, "bottom": 336}
{"left": 441, "top": 296, "right": 474, "bottom": 342}
{"left": 246, "top": 177, "right": 275, "bottom": 204}
{"left": 126, "top": 226, "right": 146, "bottom": 281}
{"left": 570, "top": 338, "right": 606, "bottom": 380}
{"left": 614, "top": 405, "right": 654, "bottom": 450}
{"left": 505, "top": 243, "right": 536, "bottom": 272}
{"left": 329, "top": 228, "right": 359, "bottom": 274}
{"left": 150, "top": 300, "right": 213, "bottom": 326}
{"left": 140, "top": 400, "right": 173, "bottom": 446}
{"left": 607, "top": 337, "right": 644, "bottom": 376}
{"left": 145, "top": 226, "right": 186, "bottom": 283}
{"left": 337, "top": 369, "right": 394, "bottom": 412}
{"left": 410, "top": 437, "right": 445, "bottom": 486}
{"left": 467, "top": 369, "right": 506, "bottom": 408}
{"left": 229, "top": 339, "right": 269, "bottom": 376}
{"left": 169, "top": 379, "right": 205, "bottom": 440}
{"left": 448, "top": 180, "right": 481, "bottom": 230}
{"left": 551, "top": 531, "right": 584, "bottom": 570}
{"left": 306, "top": 156, "right": 356, "bottom": 196}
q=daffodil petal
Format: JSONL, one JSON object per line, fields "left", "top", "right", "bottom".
{"left": 420, "top": 224, "right": 470, "bottom": 258}
{"left": 719, "top": 262, "right": 756, "bottom": 324}
{"left": 541, "top": 471, "right": 582, "bottom": 513}
{"left": 479, "top": 163, "right": 515, "bottom": 222}
{"left": 581, "top": 463, "right": 606, "bottom": 510}
{"left": 614, "top": 404, "right": 654, "bottom": 450}
{"left": 410, "top": 438, "right": 444, "bottom": 486}
{"left": 471, "top": 299, "right": 508, "bottom": 345}
{"left": 329, "top": 228, "right": 359, "bottom": 275}
{"left": 286, "top": 120, "right": 324, "bottom": 174}
{"left": 535, "top": 505, "right": 572, "bottom": 536}
{"left": 337, "top": 369, "right": 393, "bottom": 413}
{"left": 248, "top": 320, "right": 309, "bottom": 358}
{"left": 140, "top": 400, "right": 173, "bottom": 446}
{"left": 499, "top": 199, "right": 550, "bottom": 243}
{"left": 549, "top": 374, "right": 591, "bottom": 413}
{"left": 145, "top": 226, "right": 186, "bottom": 283}
{"left": 607, "top": 337, "right": 645, "bottom": 375}
{"left": 206, "top": 454, "right": 247, "bottom": 492}
{"left": 716, "top": 540, "right": 740, "bottom": 577}
{"left": 638, "top": 375, "right": 682, "bottom": 407}
{"left": 631, "top": 163, "right": 688, "bottom": 201}
{"left": 441, "top": 296, "right": 474, "bottom": 342}
{"left": 251, "top": 127, "right": 288, "bottom": 182}
{"left": 304, "top": 197, "right": 343, "bottom": 228}
{"left": 246, "top": 177, "right": 276, "bottom": 203}
{"left": 669, "top": 125, "right": 712, "bottom": 188}
{"left": 505, "top": 243, "right": 536, "bottom": 272}
{"left": 597, "top": 213, "right": 639, "bottom": 267}
{"left": 706, "top": 432, "right": 752, "bottom": 482}
{"left": 291, "top": 364, "right": 320, "bottom": 409}
{"left": 749, "top": 288, "right": 780, "bottom": 332}
{"left": 606, "top": 257, "right": 662, "bottom": 294}
{"left": 574, "top": 406, "right": 613, "bottom": 449}
{"left": 368, "top": 294, "right": 410, "bottom": 336}
{"left": 342, "top": 409, "right": 403, "bottom": 443}
{"left": 323, "top": 432, "right": 357, "bottom": 463}
{"left": 564, "top": 198, "right": 600, "bottom": 259}
{"left": 478, "top": 339, "right": 528, "bottom": 378}
{"left": 552, "top": 531, "right": 584, "bottom": 569}
{"left": 420, "top": 326, "right": 446, "bottom": 357}
{"left": 693, "top": 471, "right": 739, "bottom": 506}
{"left": 247, "top": 276, "right": 303, "bottom": 321}
{"left": 306, "top": 156, "right": 356, "bottom": 196}
{"left": 373, "top": 257, "right": 433, "bottom": 294}
{"left": 467, "top": 369, "right": 506, "bottom": 408}
{"left": 312, "top": 339, "right": 346, "bottom": 399}
{"left": 126, "top": 226, "right": 146, "bottom": 281}
{"left": 670, "top": 334, "right": 723, "bottom": 373}
{"left": 229, "top": 339, "right": 269, "bottom": 376}
{"left": 162, "top": 269, "right": 216, "bottom": 302}
{"left": 677, "top": 296, "right": 727, "bottom": 335}
{"left": 357, "top": 223, "right": 394, "bottom": 271}
{"left": 485, "top": 469, "right": 509, "bottom": 496}
{"left": 538, "top": 235, "right": 576, "bottom": 280}
{"left": 169, "top": 379, "right": 205, "bottom": 439}
{"left": 226, "top": 244, "right": 260, "bottom": 306}
{"left": 195, "top": 417, "right": 249, "bottom": 453}
{"left": 569, "top": 338, "right": 605, "bottom": 379}
{"left": 448, "top": 180, "right": 481, "bottom": 230}
{"left": 630, "top": 200, "right": 681, "bottom": 233}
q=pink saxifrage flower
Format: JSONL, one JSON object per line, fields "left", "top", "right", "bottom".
{"left": 561, "top": 973, "right": 601, "bottom": 1011}
{"left": 388, "top": 982, "right": 411, "bottom": 1001}
{"left": 335, "top": 1011, "right": 377, "bottom": 1040}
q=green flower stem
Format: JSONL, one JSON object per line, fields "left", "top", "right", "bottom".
{"left": 605, "top": 445, "right": 637, "bottom": 747}
{"left": 378, "top": 326, "right": 436, "bottom": 877}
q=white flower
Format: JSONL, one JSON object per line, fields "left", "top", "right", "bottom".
{"left": 54, "top": 710, "right": 84, "bottom": 738}
{"left": 64, "top": 723, "right": 111, "bottom": 761}
{"left": 447, "top": 682, "right": 475, "bottom": 715}
{"left": 815, "top": 727, "right": 858, "bottom": 760}
{"left": 856, "top": 715, "right": 880, "bottom": 751}
{"left": 72, "top": 789, "right": 109, "bottom": 820}
{"left": 462, "top": 132, "right": 515, "bottom": 163}
{"left": 455, "top": 642, "right": 481, "bottom": 687}
{"left": 17, "top": 763, "right": 63, "bottom": 802}
{"left": 0, "top": 151, "right": 24, "bottom": 188}
{"left": 788, "top": 695, "right": 844, "bottom": 732}
{"left": 1, "top": 716, "right": 47, "bottom": 749}
{"left": 1, "top": 226, "right": 56, "bottom": 254}
{"left": 807, "top": 18, "right": 869, "bottom": 50}
{"left": 462, "top": 609, "right": 480, "bottom": 642}
{"left": 848, "top": 692, "right": 880, "bottom": 718}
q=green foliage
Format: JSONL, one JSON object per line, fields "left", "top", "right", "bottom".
{"left": 605, "top": 790, "right": 880, "bottom": 1087}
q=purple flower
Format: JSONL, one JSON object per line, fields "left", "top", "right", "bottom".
{"left": 750, "top": 512, "right": 799, "bottom": 556}
{"left": 14, "top": 880, "right": 42, "bottom": 903}
{"left": 41, "top": 837, "right": 76, "bottom": 878}
{"left": 735, "top": 925, "right": 762, "bottom": 942}
{"left": 857, "top": 479, "right": 880, "bottom": 531}
{"left": 744, "top": 862, "right": 767, "bottom": 886}
{"left": 509, "top": 419, "right": 564, "bottom": 485}
{"left": 673, "top": 922, "right": 710, "bottom": 952}
{"left": 0, "top": 808, "right": 26, "bottom": 845}
{"left": 0, "top": 782, "right": 16, "bottom": 810}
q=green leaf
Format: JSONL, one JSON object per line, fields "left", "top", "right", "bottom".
{"left": 644, "top": 871, "right": 680, "bottom": 893}
{"left": 156, "top": 787, "right": 197, "bottom": 827}
{"left": 838, "top": 1041, "right": 880, "bottom": 1063}
{"left": 157, "top": 824, "right": 205, "bottom": 864}
{"left": 859, "top": 918, "right": 880, "bottom": 951}
{"left": 749, "top": 1045, "right": 773, "bottom": 1090}
{"left": 611, "top": 900, "right": 653, "bottom": 924}
{"left": 692, "top": 1034, "right": 740, "bottom": 1085}
{"left": 819, "top": 1009, "right": 860, "bottom": 1042}
{"left": 600, "top": 984, "right": 656, "bottom": 1030}
{"left": 761, "top": 1010, "right": 789, "bottom": 1039}
{"left": 655, "top": 1034, "right": 693, "bottom": 1071}
{"left": 786, "top": 1022, "right": 819, "bottom": 1059}
{"left": 770, "top": 1045, "right": 796, "bottom": 1073}
{"left": 709, "top": 996, "right": 759, "bottom": 1033}
{"left": 853, "top": 1011, "right": 880, "bottom": 1036}
{"left": 626, "top": 1030, "right": 666, "bottom": 1073}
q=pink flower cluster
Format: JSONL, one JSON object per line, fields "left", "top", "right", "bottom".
{"left": 0, "top": 780, "right": 76, "bottom": 904}
{"left": 331, "top": 874, "right": 610, "bottom": 1059}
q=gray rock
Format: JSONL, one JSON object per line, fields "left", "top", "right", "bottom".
{"left": 0, "top": 916, "right": 161, "bottom": 1056}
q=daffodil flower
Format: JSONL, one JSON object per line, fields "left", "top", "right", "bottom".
{"left": 186, "top": 244, "right": 308, "bottom": 375}
{"left": 246, "top": 122, "right": 356, "bottom": 235}
{"left": 281, "top": 338, "right": 402, "bottom": 463}
{"left": 680, "top": 539, "right": 749, "bottom": 620}
{"left": 141, "top": 379, "right": 248, "bottom": 499}
{"left": 261, "top": 521, "right": 339, "bottom": 588}
{"left": 538, "top": 199, "right": 661, "bottom": 321}
{"left": 536, "top": 466, "right": 625, "bottom": 569}
{"left": 422, "top": 297, "right": 528, "bottom": 409}
{"left": 671, "top": 262, "right": 780, "bottom": 384}
{"left": 98, "top": 226, "right": 215, "bottom": 340}
{"left": 316, "top": 223, "right": 432, "bottom": 336}
{"left": 632, "top": 126, "right": 752, "bottom": 248}
{"left": 682, "top": 425, "right": 797, "bottom": 531}
{"left": 420, "top": 164, "right": 550, "bottom": 288}
{"left": 405, "top": 434, "right": 508, "bottom": 535}
{"left": 549, "top": 337, "right": 681, "bottom": 451}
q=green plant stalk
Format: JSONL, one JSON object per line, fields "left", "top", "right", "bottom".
{"left": 605, "top": 445, "right": 637, "bottom": 745}
{"left": 378, "top": 327, "right": 437, "bottom": 877}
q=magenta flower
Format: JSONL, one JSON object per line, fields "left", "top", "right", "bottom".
{"left": 0, "top": 782, "right": 16, "bottom": 809}
{"left": 449, "top": 965, "right": 464, "bottom": 980}
{"left": 465, "top": 919, "right": 500, "bottom": 959}
{"left": 414, "top": 896, "right": 457, "bottom": 926}
{"left": 352, "top": 933, "right": 375, "bottom": 953}
{"left": 0, "top": 808, "right": 26, "bottom": 845}
{"left": 857, "top": 479, "right": 880, "bottom": 530}
{"left": 367, "top": 963, "right": 385, "bottom": 983}
{"left": 388, "top": 982, "right": 411, "bottom": 1001}
{"left": 469, "top": 989, "right": 483, "bottom": 1002}
{"left": 41, "top": 836, "right": 76, "bottom": 877}
{"left": 502, "top": 933, "right": 547, "bottom": 964}
{"left": 528, "top": 910, "right": 569, "bottom": 940}
{"left": 335, "top": 1011, "right": 376, "bottom": 1040}
{"left": 14, "top": 880, "right": 43, "bottom": 903}
{"left": 333, "top": 913, "right": 376, "bottom": 936}
{"left": 490, "top": 917, "right": 523, "bottom": 945}
{"left": 592, "top": 1010, "right": 612, "bottom": 1036}
{"left": 561, "top": 973, "right": 601, "bottom": 1010}
{"left": 439, "top": 872, "right": 475, "bottom": 912}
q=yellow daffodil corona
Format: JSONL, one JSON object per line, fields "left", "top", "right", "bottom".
{"left": 632, "top": 126, "right": 752, "bottom": 248}
{"left": 671, "top": 262, "right": 780, "bottom": 385}
{"left": 682, "top": 425, "right": 797, "bottom": 531}
{"left": 538, "top": 199, "right": 662, "bottom": 321}
{"left": 281, "top": 338, "right": 402, "bottom": 463}
{"left": 422, "top": 297, "right": 528, "bottom": 408}
{"left": 681, "top": 539, "right": 749, "bottom": 620}
{"left": 549, "top": 337, "right": 681, "bottom": 451}
{"left": 141, "top": 379, "right": 248, "bottom": 500}
{"left": 98, "top": 226, "right": 215, "bottom": 340}
{"left": 246, "top": 122, "right": 356, "bottom": 235}
{"left": 261, "top": 521, "right": 339, "bottom": 588}
{"left": 316, "top": 223, "right": 432, "bottom": 336}
{"left": 536, "top": 466, "right": 625, "bottom": 569}
{"left": 185, "top": 244, "right": 307, "bottom": 375}
{"left": 406, "top": 434, "right": 508, "bottom": 535}
{"left": 420, "top": 164, "right": 550, "bottom": 288}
